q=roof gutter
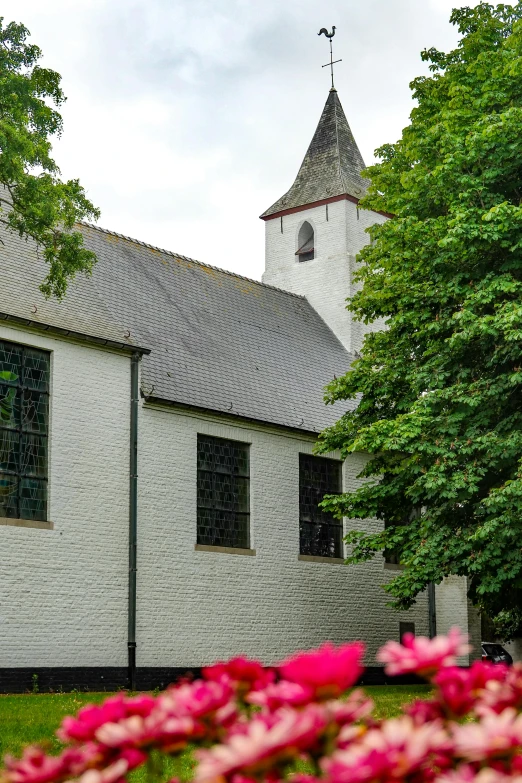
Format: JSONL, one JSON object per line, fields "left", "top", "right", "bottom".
{"left": 143, "top": 395, "right": 334, "bottom": 437}
{"left": 0, "top": 311, "right": 151, "bottom": 355}
{"left": 428, "top": 583, "right": 437, "bottom": 639}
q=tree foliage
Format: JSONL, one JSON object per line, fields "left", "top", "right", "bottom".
{"left": 0, "top": 18, "right": 99, "bottom": 298}
{"left": 317, "top": 2, "right": 522, "bottom": 638}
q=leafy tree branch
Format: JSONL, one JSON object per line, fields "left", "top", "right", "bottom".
{"left": 317, "top": 2, "right": 522, "bottom": 638}
{"left": 0, "top": 18, "right": 99, "bottom": 299}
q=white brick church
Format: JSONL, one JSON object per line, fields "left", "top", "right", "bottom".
{"left": 0, "top": 87, "right": 479, "bottom": 692}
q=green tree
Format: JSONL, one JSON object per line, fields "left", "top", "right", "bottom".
{"left": 317, "top": 2, "right": 522, "bottom": 638}
{"left": 0, "top": 18, "right": 99, "bottom": 299}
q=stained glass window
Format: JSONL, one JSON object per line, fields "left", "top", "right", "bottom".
{"left": 299, "top": 454, "right": 342, "bottom": 557}
{"left": 0, "top": 341, "right": 50, "bottom": 521}
{"left": 197, "top": 435, "right": 250, "bottom": 548}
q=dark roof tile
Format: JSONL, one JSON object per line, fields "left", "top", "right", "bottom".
{"left": 0, "top": 222, "right": 354, "bottom": 433}
{"left": 261, "top": 89, "right": 368, "bottom": 218}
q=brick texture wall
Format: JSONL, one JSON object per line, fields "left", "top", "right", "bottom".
{"left": 136, "top": 405, "right": 434, "bottom": 668}
{"left": 262, "top": 200, "right": 387, "bottom": 355}
{"left": 0, "top": 326, "right": 474, "bottom": 672}
{"left": 0, "top": 323, "right": 130, "bottom": 667}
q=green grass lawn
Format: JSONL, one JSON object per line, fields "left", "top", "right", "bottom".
{"left": 0, "top": 686, "right": 431, "bottom": 775}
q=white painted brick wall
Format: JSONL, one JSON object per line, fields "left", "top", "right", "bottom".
{"left": 262, "top": 201, "right": 387, "bottom": 354}
{"left": 137, "top": 405, "right": 433, "bottom": 668}
{"left": 263, "top": 203, "right": 477, "bottom": 661}
{"left": 0, "top": 324, "right": 130, "bottom": 667}
{"left": 435, "top": 577, "right": 478, "bottom": 665}
{"left": 0, "top": 326, "right": 473, "bottom": 670}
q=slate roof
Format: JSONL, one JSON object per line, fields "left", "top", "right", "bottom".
{"left": 261, "top": 89, "right": 368, "bottom": 218}
{"left": 0, "top": 222, "right": 355, "bottom": 433}
{"left": 0, "top": 225, "right": 143, "bottom": 351}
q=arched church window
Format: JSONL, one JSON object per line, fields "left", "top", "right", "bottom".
{"left": 296, "top": 221, "right": 314, "bottom": 262}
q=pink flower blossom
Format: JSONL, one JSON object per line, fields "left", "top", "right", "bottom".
{"left": 2, "top": 746, "right": 95, "bottom": 783}
{"left": 194, "top": 705, "right": 328, "bottom": 781}
{"left": 323, "top": 716, "right": 450, "bottom": 782}
{"left": 163, "top": 679, "right": 234, "bottom": 720}
{"left": 437, "top": 767, "right": 522, "bottom": 783}
{"left": 75, "top": 749, "right": 146, "bottom": 783}
{"left": 58, "top": 694, "right": 155, "bottom": 744}
{"left": 247, "top": 681, "right": 314, "bottom": 711}
{"left": 478, "top": 664, "right": 522, "bottom": 715}
{"left": 377, "top": 627, "right": 471, "bottom": 678}
{"left": 328, "top": 689, "right": 374, "bottom": 726}
{"left": 452, "top": 709, "right": 522, "bottom": 761}
{"left": 95, "top": 713, "right": 199, "bottom": 751}
{"left": 58, "top": 696, "right": 128, "bottom": 744}
{"left": 277, "top": 642, "right": 365, "bottom": 699}
{"left": 290, "top": 776, "right": 322, "bottom": 783}
{"left": 405, "top": 697, "right": 445, "bottom": 725}
{"left": 203, "top": 657, "right": 274, "bottom": 691}
{"left": 6, "top": 634, "right": 522, "bottom": 783}
{"left": 435, "top": 662, "right": 505, "bottom": 717}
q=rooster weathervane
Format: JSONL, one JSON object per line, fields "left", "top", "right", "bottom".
{"left": 318, "top": 26, "right": 341, "bottom": 90}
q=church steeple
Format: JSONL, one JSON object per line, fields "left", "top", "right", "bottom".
{"left": 261, "top": 90, "right": 367, "bottom": 219}
{"left": 261, "top": 88, "right": 388, "bottom": 355}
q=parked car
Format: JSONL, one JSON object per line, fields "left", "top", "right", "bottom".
{"left": 481, "top": 642, "right": 513, "bottom": 665}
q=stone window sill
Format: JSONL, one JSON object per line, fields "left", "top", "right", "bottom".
{"left": 195, "top": 544, "right": 256, "bottom": 556}
{"left": 298, "top": 554, "right": 345, "bottom": 564}
{"left": 384, "top": 562, "right": 405, "bottom": 571}
{"left": 0, "top": 517, "right": 53, "bottom": 530}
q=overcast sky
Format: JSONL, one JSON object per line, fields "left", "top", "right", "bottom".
{"left": 5, "top": 0, "right": 491, "bottom": 279}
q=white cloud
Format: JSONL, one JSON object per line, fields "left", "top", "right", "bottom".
{"left": 2, "top": 0, "right": 486, "bottom": 278}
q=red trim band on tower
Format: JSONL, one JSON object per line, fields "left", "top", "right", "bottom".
{"left": 259, "top": 193, "right": 393, "bottom": 221}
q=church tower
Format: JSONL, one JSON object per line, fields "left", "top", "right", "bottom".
{"left": 260, "top": 88, "right": 387, "bottom": 355}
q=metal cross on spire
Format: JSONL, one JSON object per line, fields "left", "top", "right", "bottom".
{"left": 318, "top": 26, "right": 342, "bottom": 90}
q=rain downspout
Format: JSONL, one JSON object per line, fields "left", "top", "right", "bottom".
{"left": 128, "top": 352, "right": 140, "bottom": 690}
{"left": 428, "top": 582, "right": 437, "bottom": 639}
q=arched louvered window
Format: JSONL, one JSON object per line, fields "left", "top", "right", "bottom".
{"left": 296, "top": 221, "right": 314, "bottom": 262}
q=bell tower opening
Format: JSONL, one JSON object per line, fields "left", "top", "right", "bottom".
{"left": 296, "top": 221, "right": 315, "bottom": 262}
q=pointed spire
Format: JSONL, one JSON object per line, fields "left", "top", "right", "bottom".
{"left": 261, "top": 90, "right": 367, "bottom": 218}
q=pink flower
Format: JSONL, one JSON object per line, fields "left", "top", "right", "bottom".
{"left": 405, "top": 697, "right": 445, "bottom": 725}
{"left": 58, "top": 696, "right": 128, "bottom": 743}
{"left": 277, "top": 642, "right": 365, "bottom": 699}
{"left": 435, "top": 662, "right": 505, "bottom": 717}
{"left": 94, "top": 681, "right": 235, "bottom": 750}
{"left": 290, "top": 776, "right": 322, "bottom": 783}
{"left": 194, "top": 705, "right": 328, "bottom": 781}
{"left": 329, "top": 689, "right": 374, "bottom": 726}
{"left": 58, "top": 694, "right": 155, "bottom": 744}
{"left": 377, "top": 628, "right": 471, "bottom": 678}
{"left": 452, "top": 708, "right": 522, "bottom": 761}
{"left": 2, "top": 746, "right": 94, "bottom": 783}
{"left": 203, "top": 657, "right": 274, "bottom": 691}
{"left": 95, "top": 714, "right": 198, "bottom": 750}
{"left": 247, "top": 681, "right": 314, "bottom": 711}
{"left": 163, "top": 679, "right": 234, "bottom": 720}
{"left": 323, "top": 716, "right": 450, "bottom": 782}
{"left": 478, "top": 663, "right": 522, "bottom": 715}
{"left": 75, "top": 749, "right": 146, "bottom": 783}
{"left": 437, "top": 767, "right": 522, "bottom": 783}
